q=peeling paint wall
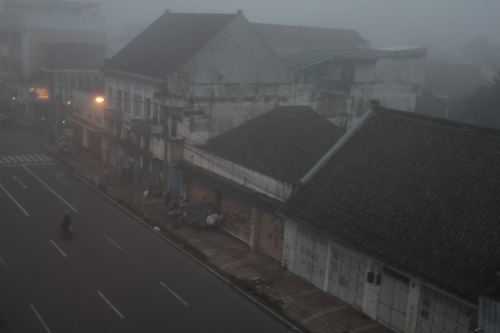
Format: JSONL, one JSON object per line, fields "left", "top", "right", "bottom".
{"left": 350, "top": 83, "right": 418, "bottom": 116}
{"left": 185, "top": 81, "right": 302, "bottom": 138}
{"left": 176, "top": 14, "right": 306, "bottom": 138}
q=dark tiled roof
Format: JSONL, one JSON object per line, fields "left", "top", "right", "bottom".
{"left": 252, "top": 23, "right": 367, "bottom": 53}
{"left": 202, "top": 106, "right": 345, "bottom": 184}
{"left": 280, "top": 108, "right": 500, "bottom": 302}
{"left": 41, "top": 43, "right": 106, "bottom": 70}
{"left": 106, "top": 11, "right": 238, "bottom": 79}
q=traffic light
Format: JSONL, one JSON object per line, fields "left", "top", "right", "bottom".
{"left": 11, "top": 95, "right": 16, "bottom": 101}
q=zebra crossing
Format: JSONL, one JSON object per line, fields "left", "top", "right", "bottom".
{"left": 0, "top": 153, "right": 53, "bottom": 166}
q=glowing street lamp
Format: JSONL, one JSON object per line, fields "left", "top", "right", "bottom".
{"left": 95, "top": 96, "right": 105, "bottom": 104}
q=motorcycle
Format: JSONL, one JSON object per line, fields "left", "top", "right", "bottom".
{"left": 60, "top": 222, "right": 74, "bottom": 238}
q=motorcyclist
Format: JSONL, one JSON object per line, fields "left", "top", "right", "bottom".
{"left": 61, "top": 211, "right": 72, "bottom": 230}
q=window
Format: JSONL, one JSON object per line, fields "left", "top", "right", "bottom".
{"left": 171, "top": 115, "right": 181, "bottom": 138}
{"left": 85, "top": 76, "right": 91, "bottom": 86}
{"left": 124, "top": 92, "right": 130, "bottom": 113}
{"left": 144, "top": 98, "right": 151, "bottom": 120}
{"left": 134, "top": 94, "right": 142, "bottom": 117}
{"left": 78, "top": 76, "right": 84, "bottom": 87}
{"left": 116, "top": 90, "right": 122, "bottom": 110}
{"left": 152, "top": 103, "right": 159, "bottom": 122}
{"left": 107, "top": 87, "right": 114, "bottom": 108}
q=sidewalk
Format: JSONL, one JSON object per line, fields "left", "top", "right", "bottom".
{"left": 42, "top": 141, "right": 392, "bottom": 333}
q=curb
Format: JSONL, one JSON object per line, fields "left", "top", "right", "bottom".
{"left": 40, "top": 144, "right": 309, "bottom": 332}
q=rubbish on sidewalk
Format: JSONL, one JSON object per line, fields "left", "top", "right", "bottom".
{"left": 185, "top": 203, "right": 223, "bottom": 227}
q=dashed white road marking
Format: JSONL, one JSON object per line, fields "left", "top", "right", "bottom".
{"left": 30, "top": 304, "right": 53, "bottom": 333}
{"left": 15, "top": 155, "right": 29, "bottom": 162}
{"left": 0, "top": 183, "right": 29, "bottom": 216}
{"left": 0, "top": 154, "right": 53, "bottom": 166}
{"left": 23, "top": 166, "right": 77, "bottom": 212}
{"left": 97, "top": 291, "right": 124, "bottom": 319}
{"left": 159, "top": 281, "right": 189, "bottom": 306}
{"left": 49, "top": 239, "right": 67, "bottom": 258}
{"left": 102, "top": 233, "right": 122, "bottom": 250}
{"left": 12, "top": 174, "right": 27, "bottom": 189}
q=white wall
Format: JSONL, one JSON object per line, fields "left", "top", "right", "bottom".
{"left": 183, "top": 14, "right": 293, "bottom": 85}
{"left": 354, "top": 61, "right": 376, "bottom": 83}
{"left": 351, "top": 83, "right": 418, "bottom": 113}
{"left": 375, "top": 55, "right": 426, "bottom": 86}
{"left": 184, "top": 145, "right": 293, "bottom": 202}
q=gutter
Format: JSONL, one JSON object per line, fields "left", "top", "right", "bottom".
{"left": 300, "top": 109, "right": 375, "bottom": 184}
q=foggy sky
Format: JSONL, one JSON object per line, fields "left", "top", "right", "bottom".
{"left": 87, "top": 0, "right": 500, "bottom": 61}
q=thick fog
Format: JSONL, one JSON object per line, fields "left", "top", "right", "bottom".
{"left": 87, "top": 0, "right": 500, "bottom": 62}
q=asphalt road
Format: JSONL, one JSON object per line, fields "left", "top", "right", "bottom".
{"left": 0, "top": 127, "right": 294, "bottom": 332}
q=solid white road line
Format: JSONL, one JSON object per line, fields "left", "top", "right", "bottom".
{"left": 30, "top": 304, "right": 53, "bottom": 333}
{"left": 0, "top": 255, "right": 6, "bottom": 267}
{"left": 159, "top": 281, "right": 189, "bottom": 306}
{"left": 0, "top": 183, "right": 29, "bottom": 216}
{"left": 49, "top": 239, "right": 67, "bottom": 258}
{"left": 23, "top": 166, "right": 78, "bottom": 212}
{"left": 102, "top": 233, "right": 123, "bottom": 250}
{"left": 97, "top": 291, "right": 124, "bottom": 319}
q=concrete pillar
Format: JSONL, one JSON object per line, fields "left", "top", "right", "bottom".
{"left": 404, "top": 278, "right": 422, "bottom": 333}
{"left": 363, "top": 261, "right": 382, "bottom": 320}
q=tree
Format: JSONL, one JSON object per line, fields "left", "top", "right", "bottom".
{"left": 461, "top": 73, "right": 500, "bottom": 129}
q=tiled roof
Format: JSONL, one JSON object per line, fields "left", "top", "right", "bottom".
{"left": 202, "top": 106, "right": 345, "bottom": 184}
{"left": 105, "top": 11, "right": 238, "bottom": 79}
{"left": 252, "top": 23, "right": 367, "bottom": 55}
{"left": 280, "top": 108, "right": 500, "bottom": 302}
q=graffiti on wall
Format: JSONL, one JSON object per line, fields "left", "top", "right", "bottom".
{"left": 222, "top": 203, "right": 252, "bottom": 240}
{"left": 300, "top": 245, "right": 320, "bottom": 274}
{"left": 282, "top": 237, "right": 293, "bottom": 268}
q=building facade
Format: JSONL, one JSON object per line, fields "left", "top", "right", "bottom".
{"left": 280, "top": 108, "right": 500, "bottom": 333}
